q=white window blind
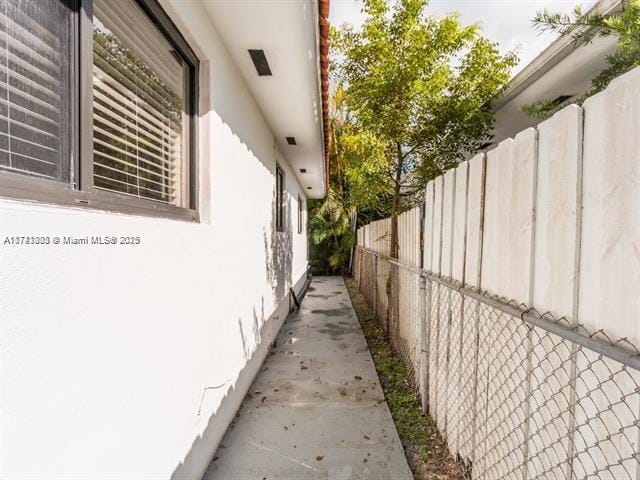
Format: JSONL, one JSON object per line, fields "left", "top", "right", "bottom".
{"left": 92, "top": 0, "right": 189, "bottom": 207}
{"left": 0, "top": 0, "right": 71, "bottom": 181}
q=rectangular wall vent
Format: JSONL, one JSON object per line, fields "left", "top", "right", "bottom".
{"left": 248, "top": 49, "right": 272, "bottom": 76}
{"left": 286, "top": 136, "right": 297, "bottom": 145}
{"left": 299, "top": 168, "right": 307, "bottom": 173}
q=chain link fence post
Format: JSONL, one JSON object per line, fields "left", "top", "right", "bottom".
{"left": 419, "top": 273, "right": 429, "bottom": 414}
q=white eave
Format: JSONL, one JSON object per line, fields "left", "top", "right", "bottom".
{"left": 202, "top": 0, "right": 326, "bottom": 198}
{"left": 489, "top": 0, "right": 622, "bottom": 147}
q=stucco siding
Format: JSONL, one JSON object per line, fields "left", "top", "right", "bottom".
{"left": 0, "top": 3, "right": 309, "bottom": 479}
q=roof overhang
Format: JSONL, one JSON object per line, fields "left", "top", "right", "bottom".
{"left": 202, "top": 0, "right": 329, "bottom": 198}
{"left": 495, "top": 0, "right": 622, "bottom": 110}
{"left": 489, "top": 0, "right": 622, "bottom": 147}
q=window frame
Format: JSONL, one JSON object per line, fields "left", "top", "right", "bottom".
{"left": 297, "top": 193, "right": 303, "bottom": 234}
{"left": 275, "top": 163, "right": 285, "bottom": 232}
{"left": 0, "top": 0, "right": 199, "bottom": 221}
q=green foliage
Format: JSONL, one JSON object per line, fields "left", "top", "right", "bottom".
{"left": 308, "top": 190, "right": 353, "bottom": 275}
{"left": 311, "top": 0, "right": 516, "bottom": 267}
{"left": 327, "top": 86, "right": 393, "bottom": 218}
{"left": 524, "top": 0, "right": 640, "bottom": 119}
{"left": 332, "top": 0, "right": 517, "bottom": 196}
{"left": 331, "top": 0, "right": 516, "bottom": 258}
{"left": 309, "top": 87, "right": 359, "bottom": 275}
{"left": 341, "top": 127, "right": 392, "bottom": 215}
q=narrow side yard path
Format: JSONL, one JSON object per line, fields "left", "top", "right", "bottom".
{"left": 204, "top": 276, "right": 413, "bottom": 480}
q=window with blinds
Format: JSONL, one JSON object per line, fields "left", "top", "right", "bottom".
{"left": 92, "top": 0, "right": 190, "bottom": 207}
{"left": 0, "top": 0, "right": 197, "bottom": 218}
{"left": 0, "top": 0, "right": 72, "bottom": 182}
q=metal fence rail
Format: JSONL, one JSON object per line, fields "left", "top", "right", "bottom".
{"left": 354, "top": 246, "right": 640, "bottom": 480}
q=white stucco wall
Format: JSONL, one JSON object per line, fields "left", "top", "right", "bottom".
{"left": 0, "top": 3, "right": 310, "bottom": 479}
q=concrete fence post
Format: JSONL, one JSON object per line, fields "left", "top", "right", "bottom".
{"left": 419, "top": 273, "right": 429, "bottom": 414}
{"left": 373, "top": 255, "right": 378, "bottom": 320}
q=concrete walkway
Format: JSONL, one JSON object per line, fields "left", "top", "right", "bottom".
{"left": 203, "top": 276, "right": 413, "bottom": 480}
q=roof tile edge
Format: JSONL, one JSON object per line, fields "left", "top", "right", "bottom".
{"left": 319, "top": 0, "right": 330, "bottom": 194}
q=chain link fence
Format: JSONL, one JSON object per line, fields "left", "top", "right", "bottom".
{"left": 355, "top": 246, "right": 422, "bottom": 389}
{"left": 354, "top": 246, "right": 640, "bottom": 480}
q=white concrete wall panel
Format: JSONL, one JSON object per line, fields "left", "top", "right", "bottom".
{"left": 435, "top": 170, "right": 455, "bottom": 432}
{"left": 424, "top": 181, "right": 435, "bottom": 270}
{"left": 369, "top": 218, "right": 391, "bottom": 255}
{"left": 428, "top": 176, "right": 444, "bottom": 423}
{"left": 578, "top": 68, "right": 640, "bottom": 351}
{"left": 526, "top": 105, "right": 583, "bottom": 479}
{"left": 441, "top": 169, "right": 456, "bottom": 279}
{"left": 434, "top": 295, "right": 449, "bottom": 432}
{"left": 532, "top": 105, "right": 583, "bottom": 319}
{"left": 473, "top": 142, "right": 506, "bottom": 476}
{"left": 480, "top": 140, "right": 506, "bottom": 294}
{"left": 446, "top": 161, "right": 468, "bottom": 453}
{"left": 398, "top": 207, "right": 420, "bottom": 268}
{"left": 573, "top": 68, "right": 640, "bottom": 480}
{"left": 384, "top": 217, "right": 392, "bottom": 254}
{"left": 397, "top": 207, "right": 422, "bottom": 384}
{"left": 424, "top": 181, "right": 439, "bottom": 421}
{"left": 476, "top": 130, "right": 536, "bottom": 480}
{"left": 472, "top": 302, "right": 496, "bottom": 479}
{"left": 459, "top": 154, "right": 484, "bottom": 462}
{"left": 507, "top": 128, "right": 537, "bottom": 303}
{"left": 483, "top": 130, "right": 536, "bottom": 301}
{"left": 432, "top": 176, "right": 444, "bottom": 275}
{"left": 495, "top": 129, "right": 536, "bottom": 479}
{"left": 451, "top": 161, "right": 468, "bottom": 283}
{"left": 464, "top": 154, "right": 485, "bottom": 289}
{"left": 370, "top": 222, "right": 377, "bottom": 251}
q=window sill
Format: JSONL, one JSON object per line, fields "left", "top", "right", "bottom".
{"left": 0, "top": 172, "right": 197, "bottom": 222}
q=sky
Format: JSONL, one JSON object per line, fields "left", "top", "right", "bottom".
{"left": 329, "top": 0, "right": 598, "bottom": 74}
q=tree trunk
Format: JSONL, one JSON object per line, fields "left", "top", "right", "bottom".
{"left": 389, "top": 143, "right": 404, "bottom": 259}
{"left": 386, "top": 145, "right": 404, "bottom": 336}
{"left": 348, "top": 209, "right": 357, "bottom": 273}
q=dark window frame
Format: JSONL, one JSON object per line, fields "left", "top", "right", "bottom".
{"left": 0, "top": 0, "right": 199, "bottom": 221}
{"left": 297, "top": 193, "right": 303, "bottom": 234}
{"left": 275, "top": 163, "right": 285, "bottom": 232}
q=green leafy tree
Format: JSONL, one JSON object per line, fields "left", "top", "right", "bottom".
{"left": 333, "top": 0, "right": 517, "bottom": 257}
{"left": 524, "top": 0, "right": 640, "bottom": 118}
{"left": 308, "top": 189, "right": 353, "bottom": 274}
{"left": 309, "top": 84, "right": 396, "bottom": 274}
{"left": 309, "top": 86, "right": 359, "bottom": 274}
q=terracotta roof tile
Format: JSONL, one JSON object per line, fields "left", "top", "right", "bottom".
{"left": 318, "top": 0, "right": 330, "bottom": 193}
